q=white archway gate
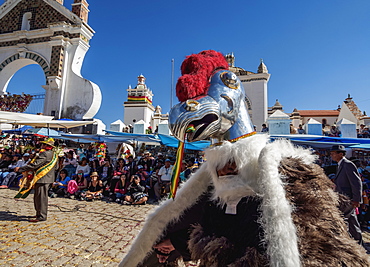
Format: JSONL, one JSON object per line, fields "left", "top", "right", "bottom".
{"left": 0, "top": 0, "right": 101, "bottom": 120}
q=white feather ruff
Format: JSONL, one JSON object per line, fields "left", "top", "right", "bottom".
{"left": 256, "top": 139, "right": 312, "bottom": 267}
{"left": 119, "top": 136, "right": 316, "bottom": 267}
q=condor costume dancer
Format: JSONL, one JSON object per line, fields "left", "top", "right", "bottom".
{"left": 120, "top": 51, "right": 370, "bottom": 267}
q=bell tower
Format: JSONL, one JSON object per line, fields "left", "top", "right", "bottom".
{"left": 123, "top": 74, "right": 155, "bottom": 127}
{"left": 228, "top": 55, "right": 270, "bottom": 131}
{"left": 71, "top": 0, "right": 89, "bottom": 24}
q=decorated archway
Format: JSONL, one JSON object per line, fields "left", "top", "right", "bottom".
{"left": 0, "top": 0, "right": 101, "bottom": 120}
{"left": 0, "top": 52, "right": 50, "bottom": 94}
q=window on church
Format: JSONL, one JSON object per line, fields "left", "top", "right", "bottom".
{"left": 21, "top": 12, "right": 32, "bottom": 31}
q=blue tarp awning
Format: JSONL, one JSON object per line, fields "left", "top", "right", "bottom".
{"left": 60, "top": 133, "right": 161, "bottom": 144}
{"left": 157, "top": 134, "right": 210, "bottom": 151}
{"left": 349, "top": 144, "right": 370, "bottom": 149}
{"left": 271, "top": 134, "right": 370, "bottom": 149}
{"left": 104, "top": 130, "right": 160, "bottom": 143}
{"left": 26, "top": 127, "right": 61, "bottom": 136}
{"left": 3, "top": 125, "right": 33, "bottom": 134}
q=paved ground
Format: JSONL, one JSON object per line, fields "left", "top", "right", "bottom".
{"left": 0, "top": 188, "right": 155, "bottom": 267}
{"left": 1, "top": 188, "right": 370, "bottom": 267}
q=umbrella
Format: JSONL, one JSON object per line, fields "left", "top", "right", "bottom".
{"left": 27, "top": 128, "right": 61, "bottom": 137}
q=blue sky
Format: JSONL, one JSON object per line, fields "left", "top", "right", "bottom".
{"left": 6, "top": 0, "right": 370, "bottom": 126}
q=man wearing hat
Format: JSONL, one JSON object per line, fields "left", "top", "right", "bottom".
{"left": 15, "top": 138, "right": 57, "bottom": 222}
{"left": 330, "top": 144, "right": 363, "bottom": 245}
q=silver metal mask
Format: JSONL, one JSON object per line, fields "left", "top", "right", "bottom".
{"left": 169, "top": 70, "right": 255, "bottom": 143}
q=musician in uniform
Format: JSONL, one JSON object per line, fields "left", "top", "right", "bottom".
{"left": 15, "top": 138, "right": 57, "bottom": 222}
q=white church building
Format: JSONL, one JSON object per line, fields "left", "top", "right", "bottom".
{"left": 109, "top": 74, "right": 168, "bottom": 134}
{"left": 226, "top": 53, "right": 270, "bottom": 132}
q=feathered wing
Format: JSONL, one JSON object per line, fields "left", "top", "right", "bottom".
{"left": 119, "top": 164, "right": 212, "bottom": 267}
{"left": 256, "top": 139, "right": 310, "bottom": 267}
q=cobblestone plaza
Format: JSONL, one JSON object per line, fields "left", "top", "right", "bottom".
{"left": 0, "top": 189, "right": 154, "bottom": 267}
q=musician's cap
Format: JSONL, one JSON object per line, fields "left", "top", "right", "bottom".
{"left": 41, "top": 137, "right": 55, "bottom": 147}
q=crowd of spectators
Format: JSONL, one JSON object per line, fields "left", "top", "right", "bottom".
{"left": 0, "top": 93, "right": 33, "bottom": 112}
{"left": 0, "top": 132, "right": 202, "bottom": 206}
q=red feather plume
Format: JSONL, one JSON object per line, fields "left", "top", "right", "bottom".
{"left": 176, "top": 50, "right": 229, "bottom": 102}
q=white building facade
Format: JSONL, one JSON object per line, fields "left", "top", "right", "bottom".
{"left": 226, "top": 53, "right": 270, "bottom": 132}
{"left": 123, "top": 74, "right": 168, "bottom": 133}
{"left": 0, "top": 0, "right": 101, "bottom": 120}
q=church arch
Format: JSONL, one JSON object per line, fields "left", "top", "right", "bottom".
{"left": 244, "top": 96, "right": 252, "bottom": 110}
{"left": 0, "top": 52, "right": 50, "bottom": 94}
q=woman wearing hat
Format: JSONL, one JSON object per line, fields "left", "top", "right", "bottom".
{"left": 82, "top": 172, "right": 103, "bottom": 201}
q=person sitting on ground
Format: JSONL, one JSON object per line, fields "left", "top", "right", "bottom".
{"left": 124, "top": 175, "right": 148, "bottom": 205}
{"left": 179, "top": 160, "right": 192, "bottom": 182}
{"left": 261, "top": 123, "right": 269, "bottom": 133}
{"left": 114, "top": 158, "right": 126, "bottom": 177}
{"left": 136, "top": 165, "right": 149, "bottom": 187}
{"left": 75, "top": 157, "right": 90, "bottom": 178}
{"left": 62, "top": 151, "right": 77, "bottom": 178}
{"left": 329, "top": 125, "right": 340, "bottom": 137}
{"left": 297, "top": 124, "right": 306, "bottom": 134}
{"left": 138, "top": 151, "right": 153, "bottom": 171}
{"left": 98, "top": 159, "right": 113, "bottom": 184}
{"left": 0, "top": 154, "right": 21, "bottom": 182}
{"left": 0, "top": 154, "right": 13, "bottom": 183}
{"left": 110, "top": 158, "right": 126, "bottom": 192}
{"left": 153, "top": 153, "right": 164, "bottom": 167}
{"left": 113, "top": 174, "right": 128, "bottom": 203}
{"left": 358, "top": 124, "right": 366, "bottom": 138}
{"left": 290, "top": 123, "right": 297, "bottom": 134}
{"left": 82, "top": 172, "right": 103, "bottom": 201}
{"left": 76, "top": 144, "right": 86, "bottom": 161}
{"left": 0, "top": 153, "right": 30, "bottom": 189}
{"left": 125, "top": 155, "right": 137, "bottom": 178}
{"left": 49, "top": 169, "right": 71, "bottom": 198}
{"left": 363, "top": 127, "right": 370, "bottom": 138}
{"left": 148, "top": 158, "right": 164, "bottom": 189}
{"left": 67, "top": 170, "right": 88, "bottom": 199}
{"left": 153, "top": 159, "right": 173, "bottom": 201}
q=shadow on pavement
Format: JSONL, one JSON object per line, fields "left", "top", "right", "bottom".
{"left": 0, "top": 211, "right": 31, "bottom": 221}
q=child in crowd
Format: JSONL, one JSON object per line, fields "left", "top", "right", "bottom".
{"left": 49, "top": 169, "right": 71, "bottom": 198}
{"left": 67, "top": 170, "right": 88, "bottom": 199}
